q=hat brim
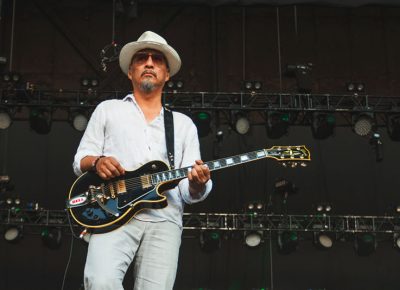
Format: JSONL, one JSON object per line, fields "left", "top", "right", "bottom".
{"left": 119, "top": 41, "right": 181, "bottom": 77}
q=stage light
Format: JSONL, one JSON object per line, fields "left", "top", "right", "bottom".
{"left": 2, "top": 73, "right": 10, "bottom": 82}
{"left": 274, "top": 179, "right": 297, "bottom": 198}
{"left": 387, "top": 114, "right": 400, "bottom": 141}
{"left": 41, "top": 227, "right": 62, "bottom": 249}
{"left": 244, "top": 231, "right": 263, "bottom": 248}
{"left": 394, "top": 233, "right": 400, "bottom": 250}
{"left": 29, "top": 108, "right": 52, "bottom": 134}
{"left": 245, "top": 201, "right": 265, "bottom": 216}
{"left": 242, "top": 80, "right": 263, "bottom": 92}
{"left": 12, "top": 73, "right": 20, "bottom": 82}
{"left": 199, "top": 230, "right": 221, "bottom": 253}
{"left": 233, "top": 113, "right": 250, "bottom": 135}
{"left": 285, "top": 63, "right": 313, "bottom": 93}
{"left": 313, "top": 232, "right": 334, "bottom": 250}
{"left": 4, "top": 226, "right": 22, "bottom": 243}
{"left": 354, "top": 233, "right": 376, "bottom": 256}
{"left": 346, "top": 82, "right": 365, "bottom": 93}
{"left": 70, "top": 110, "right": 89, "bottom": 132}
{"left": 277, "top": 231, "right": 298, "bottom": 254}
{"left": 165, "top": 80, "right": 184, "bottom": 91}
{"left": 0, "top": 111, "right": 11, "bottom": 129}
{"left": 266, "top": 111, "right": 290, "bottom": 139}
{"left": 90, "top": 79, "right": 99, "bottom": 87}
{"left": 192, "top": 111, "right": 211, "bottom": 138}
{"left": 311, "top": 112, "right": 335, "bottom": 139}
{"left": 81, "top": 78, "right": 90, "bottom": 87}
{"left": 315, "top": 203, "right": 332, "bottom": 215}
{"left": 353, "top": 113, "right": 374, "bottom": 136}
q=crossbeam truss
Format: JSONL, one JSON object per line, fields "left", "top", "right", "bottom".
{"left": 1, "top": 209, "right": 399, "bottom": 235}
{"left": 1, "top": 89, "right": 400, "bottom": 113}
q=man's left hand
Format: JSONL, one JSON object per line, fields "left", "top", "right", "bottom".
{"left": 188, "top": 160, "right": 210, "bottom": 197}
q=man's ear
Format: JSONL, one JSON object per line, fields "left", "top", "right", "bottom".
{"left": 165, "top": 71, "right": 170, "bottom": 82}
{"left": 127, "top": 66, "right": 133, "bottom": 80}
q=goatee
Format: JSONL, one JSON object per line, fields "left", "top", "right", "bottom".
{"left": 139, "top": 80, "right": 156, "bottom": 93}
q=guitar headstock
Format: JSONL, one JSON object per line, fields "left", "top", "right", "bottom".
{"left": 265, "top": 145, "right": 311, "bottom": 167}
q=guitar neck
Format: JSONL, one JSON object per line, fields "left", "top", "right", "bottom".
{"left": 150, "top": 148, "right": 278, "bottom": 185}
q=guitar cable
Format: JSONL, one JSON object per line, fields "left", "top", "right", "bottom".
{"left": 61, "top": 209, "right": 81, "bottom": 290}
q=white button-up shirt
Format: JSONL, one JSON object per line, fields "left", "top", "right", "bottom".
{"left": 73, "top": 94, "right": 212, "bottom": 227}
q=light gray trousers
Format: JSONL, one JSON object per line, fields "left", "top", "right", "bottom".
{"left": 84, "top": 219, "right": 182, "bottom": 290}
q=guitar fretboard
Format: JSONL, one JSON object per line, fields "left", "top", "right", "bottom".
{"left": 149, "top": 149, "right": 278, "bottom": 185}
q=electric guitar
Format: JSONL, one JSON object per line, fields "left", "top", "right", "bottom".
{"left": 67, "top": 145, "right": 310, "bottom": 233}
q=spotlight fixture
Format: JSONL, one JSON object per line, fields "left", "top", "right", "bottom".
{"left": 311, "top": 112, "right": 335, "bottom": 139}
{"left": 346, "top": 82, "right": 365, "bottom": 93}
{"left": 2, "top": 72, "right": 20, "bottom": 83}
{"left": 245, "top": 201, "right": 265, "bottom": 216}
{"left": 232, "top": 112, "right": 250, "bottom": 135}
{"left": 4, "top": 226, "right": 22, "bottom": 243}
{"left": 315, "top": 203, "right": 332, "bottom": 215}
{"left": 394, "top": 233, "right": 400, "bottom": 250}
{"left": 0, "top": 110, "right": 12, "bottom": 129}
{"left": 352, "top": 112, "right": 375, "bottom": 137}
{"left": 274, "top": 178, "right": 298, "bottom": 198}
{"left": 29, "top": 108, "right": 52, "bottom": 134}
{"left": 277, "top": 230, "right": 298, "bottom": 254}
{"left": 244, "top": 231, "right": 263, "bottom": 248}
{"left": 70, "top": 110, "right": 89, "bottom": 132}
{"left": 266, "top": 111, "right": 290, "bottom": 139}
{"left": 165, "top": 80, "right": 184, "bottom": 91}
{"left": 81, "top": 78, "right": 99, "bottom": 88}
{"left": 285, "top": 63, "right": 313, "bottom": 93}
{"left": 354, "top": 233, "right": 377, "bottom": 256}
{"left": 41, "top": 227, "right": 62, "bottom": 249}
{"left": 313, "top": 232, "right": 334, "bottom": 250}
{"left": 199, "top": 230, "right": 221, "bottom": 253}
{"left": 192, "top": 111, "right": 211, "bottom": 138}
{"left": 387, "top": 114, "right": 400, "bottom": 141}
{"left": 242, "top": 80, "right": 263, "bottom": 92}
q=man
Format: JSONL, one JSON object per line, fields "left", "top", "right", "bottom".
{"left": 73, "top": 31, "right": 212, "bottom": 290}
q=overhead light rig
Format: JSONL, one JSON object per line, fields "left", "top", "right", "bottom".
{"left": 1, "top": 208, "right": 399, "bottom": 235}
{"left": 1, "top": 88, "right": 400, "bottom": 112}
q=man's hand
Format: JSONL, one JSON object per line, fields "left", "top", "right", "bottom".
{"left": 188, "top": 160, "right": 210, "bottom": 197}
{"left": 95, "top": 156, "right": 125, "bottom": 180}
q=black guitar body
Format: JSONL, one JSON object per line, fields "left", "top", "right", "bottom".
{"left": 68, "top": 161, "right": 177, "bottom": 234}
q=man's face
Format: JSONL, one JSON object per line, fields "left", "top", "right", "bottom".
{"left": 128, "top": 49, "right": 170, "bottom": 93}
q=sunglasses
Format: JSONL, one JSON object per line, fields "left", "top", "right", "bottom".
{"left": 132, "top": 51, "right": 166, "bottom": 65}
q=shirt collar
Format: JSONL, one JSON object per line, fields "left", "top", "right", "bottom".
{"left": 123, "top": 93, "right": 164, "bottom": 117}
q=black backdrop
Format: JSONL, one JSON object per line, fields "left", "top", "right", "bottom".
{"left": 1, "top": 1, "right": 400, "bottom": 289}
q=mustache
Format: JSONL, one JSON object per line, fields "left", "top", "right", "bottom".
{"left": 141, "top": 70, "right": 157, "bottom": 77}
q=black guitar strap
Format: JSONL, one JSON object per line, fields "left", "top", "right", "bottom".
{"left": 163, "top": 107, "right": 175, "bottom": 169}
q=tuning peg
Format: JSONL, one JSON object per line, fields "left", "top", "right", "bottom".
{"left": 281, "top": 162, "right": 287, "bottom": 167}
{"left": 290, "top": 162, "right": 298, "bottom": 168}
{"left": 300, "top": 162, "right": 307, "bottom": 167}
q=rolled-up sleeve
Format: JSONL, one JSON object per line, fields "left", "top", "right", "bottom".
{"left": 73, "top": 103, "right": 106, "bottom": 176}
{"left": 177, "top": 121, "right": 212, "bottom": 204}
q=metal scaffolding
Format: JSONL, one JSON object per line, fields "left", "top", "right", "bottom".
{"left": 1, "top": 208, "right": 399, "bottom": 235}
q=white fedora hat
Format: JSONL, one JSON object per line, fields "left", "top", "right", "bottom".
{"left": 119, "top": 31, "right": 181, "bottom": 77}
